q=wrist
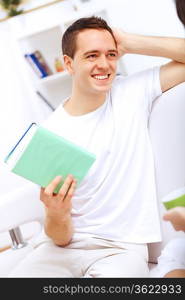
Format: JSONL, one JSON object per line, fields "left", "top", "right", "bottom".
{"left": 120, "top": 32, "right": 132, "bottom": 54}
{"left": 122, "top": 32, "right": 144, "bottom": 54}
{"left": 44, "top": 213, "right": 73, "bottom": 246}
{"left": 46, "top": 209, "right": 71, "bottom": 222}
{"left": 115, "top": 31, "right": 144, "bottom": 56}
{"left": 113, "top": 29, "right": 130, "bottom": 56}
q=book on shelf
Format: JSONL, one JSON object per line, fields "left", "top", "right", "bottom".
{"left": 24, "top": 51, "right": 52, "bottom": 78}
{"left": 162, "top": 187, "right": 185, "bottom": 210}
{"left": 24, "top": 53, "right": 44, "bottom": 78}
{"left": 4, "top": 123, "right": 96, "bottom": 194}
{"left": 34, "top": 50, "right": 53, "bottom": 76}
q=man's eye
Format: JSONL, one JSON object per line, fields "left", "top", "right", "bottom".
{"left": 87, "top": 54, "right": 97, "bottom": 59}
{"left": 108, "top": 53, "right": 117, "bottom": 58}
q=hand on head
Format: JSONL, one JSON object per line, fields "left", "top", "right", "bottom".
{"left": 112, "top": 28, "right": 128, "bottom": 58}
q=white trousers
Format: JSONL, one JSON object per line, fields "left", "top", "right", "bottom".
{"left": 9, "top": 237, "right": 149, "bottom": 278}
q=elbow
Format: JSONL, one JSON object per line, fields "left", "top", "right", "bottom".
{"left": 179, "top": 57, "right": 185, "bottom": 64}
{"left": 53, "top": 236, "right": 73, "bottom": 247}
{"left": 44, "top": 225, "right": 73, "bottom": 247}
{"left": 178, "top": 50, "right": 185, "bottom": 64}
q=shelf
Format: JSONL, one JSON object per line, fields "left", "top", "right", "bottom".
{"left": 38, "top": 70, "right": 69, "bottom": 84}
{"left": 16, "top": 7, "right": 107, "bottom": 40}
{"left": 17, "top": 22, "right": 63, "bottom": 41}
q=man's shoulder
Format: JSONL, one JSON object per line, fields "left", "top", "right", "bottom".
{"left": 112, "top": 66, "right": 160, "bottom": 89}
{"left": 112, "top": 70, "right": 143, "bottom": 89}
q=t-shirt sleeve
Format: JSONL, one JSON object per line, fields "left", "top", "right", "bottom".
{"left": 146, "top": 65, "right": 162, "bottom": 113}
{"left": 130, "top": 65, "right": 162, "bottom": 112}
{"left": 112, "top": 66, "right": 162, "bottom": 116}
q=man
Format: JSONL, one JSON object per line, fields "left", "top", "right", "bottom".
{"left": 10, "top": 16, "right": 185, "bottom": 277}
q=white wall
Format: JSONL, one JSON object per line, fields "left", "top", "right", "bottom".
{"left": 99, "top": 0, "right": 185, "bottom": 74}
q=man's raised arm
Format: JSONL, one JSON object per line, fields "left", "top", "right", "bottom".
{"left": 114, "top": 30, "right": 185, "bottom": 92}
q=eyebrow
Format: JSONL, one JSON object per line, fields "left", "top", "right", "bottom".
{"left": 83, "top": 49, "right": 118, "bottom": 56}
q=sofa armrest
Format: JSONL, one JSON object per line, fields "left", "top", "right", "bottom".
{"left": 0, "top": 183, "right": 44, "bottom": 233}
{"left": 149, "top": 82, "right": 185, "bottom": 199}
{"left": 148, "top": 82, "right": 185, "bottom": 264}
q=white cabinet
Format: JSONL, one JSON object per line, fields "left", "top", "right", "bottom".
{"left": 13, "top": 3, "right": 126, "bottom": 109}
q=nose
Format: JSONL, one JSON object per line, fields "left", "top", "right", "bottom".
{"left": 97, "top": 55, "right": 109, "bottom": 70}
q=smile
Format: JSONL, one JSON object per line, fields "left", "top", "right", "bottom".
{"left": 92, "top": 74, "right": 110, "bottom": 80}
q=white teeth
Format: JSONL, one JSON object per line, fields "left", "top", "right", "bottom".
{"left": 93, "top": 75, "right": 109, "bottom": 80}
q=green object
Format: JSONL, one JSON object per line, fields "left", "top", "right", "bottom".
{"left": 5, "top": 123, "right": 96, "bottom": 193}
{"left": 162, "top": 188, "right": 185, "bottom": 210}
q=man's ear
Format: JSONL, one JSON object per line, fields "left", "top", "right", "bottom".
{"left": 63, "top": 55, "right": 74, "bottom": 75}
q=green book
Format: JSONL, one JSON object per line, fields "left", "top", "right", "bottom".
{"left": 162, "top": 187, "right": 185, "bottom": 210}
{"left": 4, "top": 123, "right": 96, "bottom": 193}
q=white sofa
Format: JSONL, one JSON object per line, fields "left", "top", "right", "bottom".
{"left": 0, "top": 82, "right": 185, "bottom": 277}
{"left": 148, "top": 82, "right": 185, "bottom": 274}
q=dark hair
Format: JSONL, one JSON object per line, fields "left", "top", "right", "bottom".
{"left": 62, "top": 16, "right": 117, "bottom": 58}
{"left": 175, "top": 0, "right": 185, "bottom": 26}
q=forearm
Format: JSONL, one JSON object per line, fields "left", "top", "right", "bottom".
{"left": 44, "top": 213, "right": 74, "bottom": 246}
{"left": 122, "top": 33, "right": 185, "bottom": 63}
{"left": 40, "top": 175, "right": 76, "bottom": 246}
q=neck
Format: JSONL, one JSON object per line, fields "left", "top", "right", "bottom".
{"left": 64, "top": 86, "right": 107, "bottom": 116}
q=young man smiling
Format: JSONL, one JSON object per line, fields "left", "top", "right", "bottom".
{"left": 10, "top": 17, "right": 185, "bottom": 278}
{"left": 62, "top": 20, "right": 119, "bottom": 115}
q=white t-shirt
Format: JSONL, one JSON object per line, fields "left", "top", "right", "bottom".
{"left": 42, "top": 66, "right": 162, "bottom": 244}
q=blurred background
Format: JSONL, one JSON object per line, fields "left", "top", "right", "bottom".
{"left": 0, "top": 0, "right": 184, "bottom": 249}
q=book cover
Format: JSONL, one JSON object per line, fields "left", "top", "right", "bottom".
{"left": 24, "top": 54, "right": 43, "bottom": 78}
{"left": 34, "top": 50, "right": 53, "bottom": 76}
{"left": 30, "top": 53, "right": 48, "bottom": 78}
{"left": 24, "top": 53, "right": 48, "bottom": 78}
{"left": 4, "top": 123, "right": 96, "bottom": 193}
{"left": 162, "top": 187, "right": 185, "bottom": 210}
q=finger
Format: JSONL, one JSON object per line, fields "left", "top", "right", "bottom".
{"left": 40, "top": 187, "right": 45, "bottom": 201}
{"left": 64, "top": 180, "right": 77, "bottom": 203}
{"left": 163, "top": 213, "right": 170, "bottom": 221}
{"left": 163, "top": 209, "right": 177, "bottom": 222}
{"left": 44, "top": 175, "right": 62, "bottom": 196}
{"left": 40, "top": 187, "right": 50, "bottom": 208}
{"left": 163, "top": 210, "right": 173, "bottom": 220}
{"left": 58, "top": 174, "right": 74, "bottom": 199}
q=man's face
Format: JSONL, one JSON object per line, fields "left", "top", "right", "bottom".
{"left": 65, "top": 29, "right": 118, "bottom": 96}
